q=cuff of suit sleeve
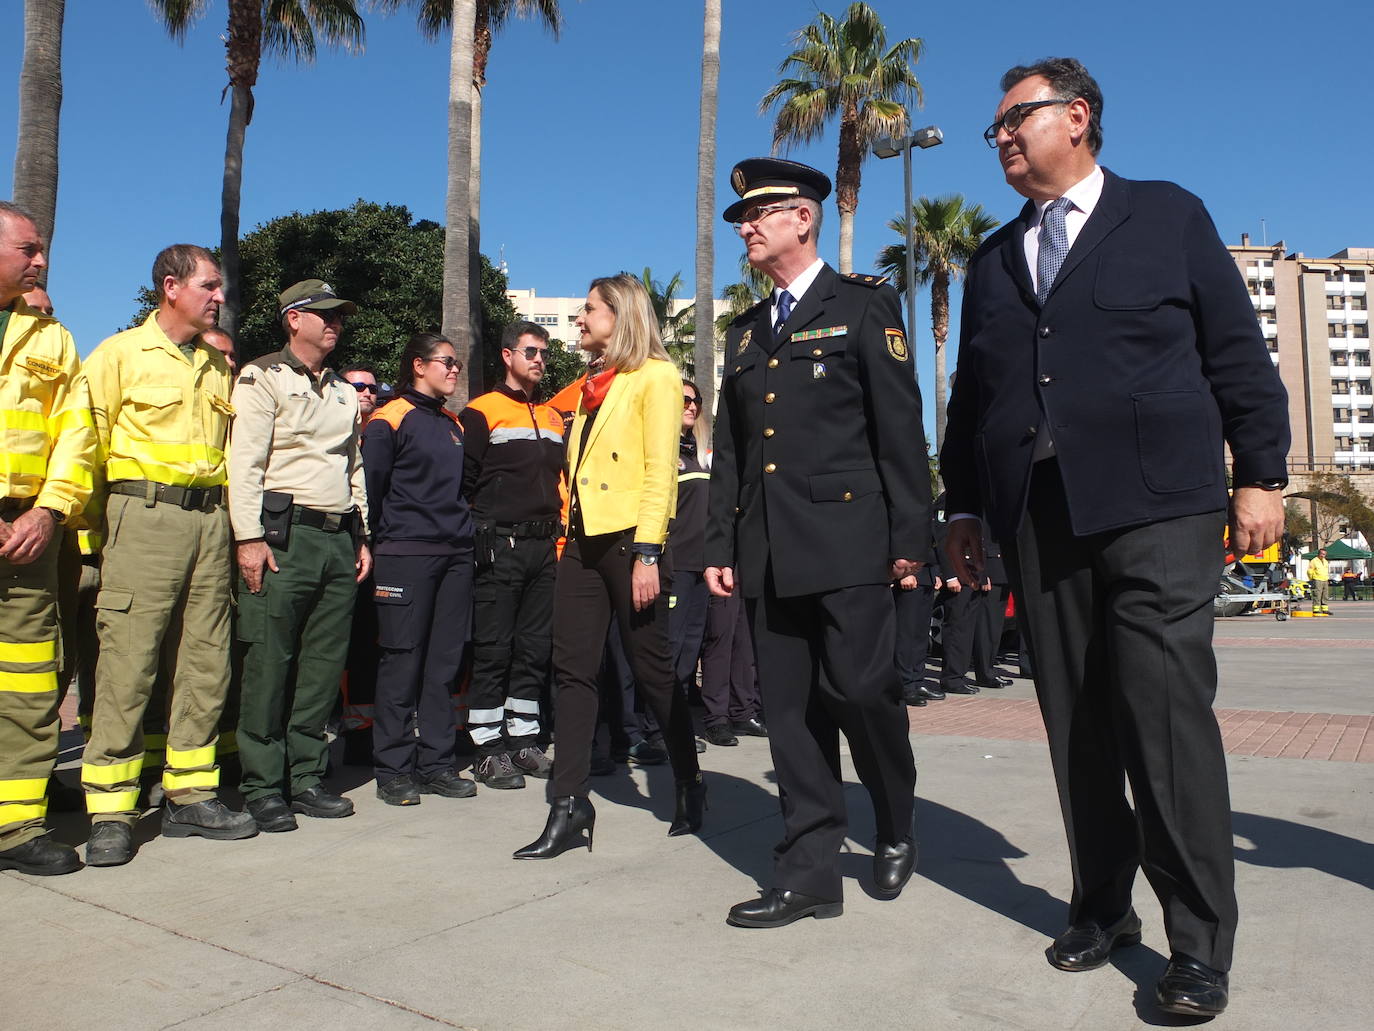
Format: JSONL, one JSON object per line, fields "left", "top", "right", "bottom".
{"left": 1231, "top": 455, "right": 1288, "bottom": 490}
{"left": 630, "top": 542, "right": 663, "bottom": 557}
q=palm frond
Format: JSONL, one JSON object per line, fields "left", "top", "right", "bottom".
{"left": 146, "top": 0, "right": 212, "bottom": 42}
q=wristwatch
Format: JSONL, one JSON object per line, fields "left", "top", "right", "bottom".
{"left": 40, "top": 506, "right": 65, "bottom": 524}
{"left": 1248, "top": 479, "right": 1285, "bottom": 491}
{"left": 636, "top": 553, "right": 659, "bottom": 566}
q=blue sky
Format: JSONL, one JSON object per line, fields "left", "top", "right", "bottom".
{"left": 4, "top": 0, "right": 1372, "bottom": 419}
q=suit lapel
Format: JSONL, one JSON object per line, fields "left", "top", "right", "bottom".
{"left": 769, "top": 264, "right": 837, "bottom": 353}
{"left": 581, "top": 368, "right": 630, "bottom": 458}
{"left": 1000, "top": 200, "right": 1036, "bottom": 302}
{"left": 1044, "top": 168, "right": 1131, "bottom": 304}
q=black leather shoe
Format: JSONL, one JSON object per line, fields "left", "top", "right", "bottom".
{"left": 291, "top": 786, "right": 354, "bottom": 819}
{"left": 247, "top": 794, "right": 298, "bottom": 833}
{"left": 626, "top": 740, "right": 668, "bottom": 766}
{"left": 727, "top": 889, "right": 843, "bottom": 928}
{"left": 704, "top": 724, "right": 739, "bottom": 747}
{"left": 1047, "top": 909, "right": 1142, "bottom": 971}
{"left": 1155, "top": 953, "right": 1229, "bottom": 1016}
{"left": 873, "top": 839, "right": 917, "bottom": 898}
{"left": 901, "top": 689, "right": 927, "bottom": 707}
{"left": 668, "top": 777, "right": 707, "bottom": 836}
{"left": 513, "top": 796, "right": 595, "bottom": 859}
{"left": 0, "top": 833, "right": 81, "bottom": 875}
{"left": 377, "top": 776, "right": 421, "bottom": 806}
{"left": 975, "top": 675, "right": 1013, "bottom": 688}
{"left": 915, "top": 682, "right": 945, "bottom": 701}
{"left": 731, "top": 716, "right": 768, "bottom": 738}
{"left": 417, "top": 769, "right": 477, "bottom": 798}
{"left": 86, "top": 821, "right": 135, "bottom": 867}
{"left": 162, "top": 798, "right": 259, "bottom": 840}
{"left": 943, "top": 681, "right": 980, "bottom": 695}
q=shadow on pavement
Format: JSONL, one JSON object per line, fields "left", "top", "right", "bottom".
{"left": 1232, "top": 810, "right": 1374, "bottom": 890}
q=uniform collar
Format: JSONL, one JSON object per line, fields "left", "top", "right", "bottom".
{"left": 495, "top": 381, "right": 533, "bottom": 404}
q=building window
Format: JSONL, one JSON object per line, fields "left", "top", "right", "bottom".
{"left": 1350, "top": 271, "right": 1367, "bottom": 283}
{"left": 1326, "top": 271, "right": 1343, "bottom": 282}
{"left": 1352, "top": 295, "right": 1369, "bottom": 310}
{"left": 1328, "top": 295, "right": 1346, "bottom": 310}
{"left": 1329, "top": 323, "right": 1345, "bottom": 338}
{"left": 1333, "top": 351, "right": 1350, "bottom": 366}
{"left": 1355, "top": 324, "right": 1370, "bottom": 338}
{"left": 1334, "top": 408, "right": 1351, "bottom": 422}
{"left": 1332, "top": 379, "right": 1350, "bottom": 393}
{"left": 1355, "top": 353, "right": 1373, "bottom": 367}
{"left": 1358, "top": 382, "right": 1373, "bottom": 395}
{"left": 533, "top": 315, "right": 558, "bottom": 326}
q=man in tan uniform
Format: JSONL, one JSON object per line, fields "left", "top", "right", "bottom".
{"left": 78, "top": 244, "right": 257, "bottom": 866}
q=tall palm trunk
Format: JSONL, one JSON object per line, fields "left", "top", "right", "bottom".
{"left": 694, "top": 0, "right": 721, "bottom": 419}
{"left": 834, "top": 107, "right": 862, "bottom": 274}
{"left": 443, "top": 0, "right": 478, "bottom": 410}
{"left": 931, "top": 269, "right": 950, "bottom": 452}
{"left": 12, "top": 0, "right": 65, "bottom": 281}
{"left": 219, "top": 0, "right": 263, "bottom": 337}
{"left": 468, "top": 86, "right": 483, "bottom": 397}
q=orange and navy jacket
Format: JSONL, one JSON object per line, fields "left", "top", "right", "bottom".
{"left": 361, "top": 388, "right": 473, "bottom": 553}
{"left": 458, "top": 383, "right": 565, "bottom": 525}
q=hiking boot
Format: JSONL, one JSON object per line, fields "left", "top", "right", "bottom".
{"left": 474, "top": 753, "right": 526, "bottom": 790}
{"left": 510, "top": 745, "right": 553, "bottom": 779}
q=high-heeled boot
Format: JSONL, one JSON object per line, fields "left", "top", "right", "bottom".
{"left": 512, "top": 796, "right": 596, "bottom": 859}
{"left": 668, "top": 775, "right": 707, "bottom": 837}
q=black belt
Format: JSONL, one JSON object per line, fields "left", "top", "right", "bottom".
{"left": 108, "top": 480, "right": 224, "bottom": 512}
{"left": 490, "top": 519, "right": 560, "bottom": 539}
{"left": 292, "top": 506, "right": 357, "bottom": 533}
{"left": 0, "top": 496, "right": 37, "bottom": 518}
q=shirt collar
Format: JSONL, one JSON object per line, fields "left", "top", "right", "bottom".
{"left": 1030, "top": 165, "right": 1104, "bottom": 227}
{"left": 495, "top": 381, "right": 532, "bottom": 404}
{"left": 775, "top": 257, "right": 825, "bottom": 306}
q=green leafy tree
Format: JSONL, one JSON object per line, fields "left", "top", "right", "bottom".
{"left": 761, "top": 2, "right": 922, "bottom": 274}
{"left": 639, "top": 267, "right": 695, "bottom": 374}
{"left": 714, "top": 254, "right": 773, "bottom": 337}
{"left": 539, "top": 338, "right": 586, "bottom": 398}
{"left": 1287, "top": 472, "right": 1374, "bottom": 548}
{"left": 876, "top": 193, "right": 999, "bottom": 450}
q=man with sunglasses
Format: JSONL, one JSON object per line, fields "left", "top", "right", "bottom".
{"left": 458, "top": 321, "right": 565, "bottom": 788}
{"left": 342, "top": 364, "right": 379, "bottom": 426}
{"left": 942, "top": 58, "right": 1289, "bottom": 1017}
{"left": 227, "top": 280, "right": 371, "bottom": 832}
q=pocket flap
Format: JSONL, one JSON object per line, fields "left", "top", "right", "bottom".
{"left": 808, "top": 468, "right": 881, "bottom": 502}
{"left": 262, "top": 490, "right": 294, "bottom": 515}
{"left": 129, "top": 385, "right": 182, "bottom": 409}
{"left": 95, "top": 588, "right": 134, "bottom": 613}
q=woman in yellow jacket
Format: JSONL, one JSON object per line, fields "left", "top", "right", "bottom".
{"left": 514, "top": 274, "right": 704, "bottom": 859}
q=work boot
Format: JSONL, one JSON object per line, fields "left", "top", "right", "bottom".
{"left": 377, "top": 775, "right": 422, "bottom": 806}
{"left": 474, "top": 752, "right": 526, "bottom": 790}
{"left": 246, "top": 795, "right": 298, "bottom": 833}
{"left": 0, "top": 833, "right": 81, "bottom": 876}
{"left": 86, "top": 821, "right": 135, "bottom": 867}
{"left": 417, "top": 769, "right": 478, "bottom": 798}
{"left": 511, "top": 744, "right": 553, "bottom": 779}
{"left": 161, "top": 798, "right": 259, "bottom": 840}
{"left": 290, "top": 786, "right": 354, "bottom": 819}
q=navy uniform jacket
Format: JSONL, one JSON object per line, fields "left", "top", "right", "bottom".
{"left": 706, "top": 263, "right": 932, "bottom": 598}
{"left": 941, "top": 169, "right": 1289, "bottom": 541}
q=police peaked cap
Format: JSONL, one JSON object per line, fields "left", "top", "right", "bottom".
{"left": 723, "top": 157, "right": 832, "bottom": 223}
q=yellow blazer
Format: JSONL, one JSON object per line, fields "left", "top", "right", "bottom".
{"left": 566, "top": 357, "right": 680, "bottom": 545}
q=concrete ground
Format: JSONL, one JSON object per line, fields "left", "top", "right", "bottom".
{"left": 3, "top": 603, "right": 1371, "bottom": 1030}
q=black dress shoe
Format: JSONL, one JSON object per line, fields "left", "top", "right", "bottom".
{"left": 86, "top": 821, "right": 135, "bottom": 867}
{"left": 513, "top": 796, "right": 595, "bottom": 859}
{"left": 1047, "top": 909, "right": 1142, "bottom": 971}
{"left": 873, "top": 839, "right": 917, "bottom": 898}
{"left": 704, "top": 724, "right": 739, "bottom": 747}
{"left": 731, "top": 716, "right": 768, "bottom": 738}
{"left": 974, "top": 675, "right": 1013, "bottom": 688}
{"left": 0, "top": 833, "right": 81, "bottom": 875}
{"left": 1155, "top": 953, "right": 1229, "bottom": 1016}
{"left": 626, "top": 740, "right": 668, "bottom": 765}
{"left": 727, "top": 889, "right": 843, "bottom": 928}
{"left": 942, "top": 681, "right": 980, "bottom": 695}
{"left": 902, "top": 693, "right": 927, "bottom": 707}
{"left": 247, "top": 794, "right": 298, "bottom": 833}
{"left": 668, "top": 777, "right": 707, "bottom": 836}
{"left": 291, "top": 786, "right": 354, "bottom": 819}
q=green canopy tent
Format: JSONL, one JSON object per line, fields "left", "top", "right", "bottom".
{"left": 1302, "top": 540, "right": 1373, "bottom": 560}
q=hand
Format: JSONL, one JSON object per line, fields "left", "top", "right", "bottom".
{"left": 0, "top": 519, "right": 12, "bottom": 547}
{"left": 237, "top": 539, "right": 279, "bottom": 594}
{"left": 705, "top": 565, "right": 735, "bottom": 598}
{"left": 980, "top": 577, "right": 992, "bottom": 592}
{"left": 1230, "top": 486, "right": 1285, "bottom": 558}
{"left": 631, "top": 558, "right": 660, "bottom": 611}
{"left": 890, "top": 558, "right": 919, "bottom": 579}
{"left": 0, "top": 508, "right": 55, "bottom": 565}
{"left": 945, "top": 576, "right": 962, "bottom": 594}
{"left": 933, "top": 575, "right": 944, "bottom": 591}
{"left": 355, "top": 542, "right": 372, "bottom": 583}
{"left": 898, "top": 574, "right": 918, "bottom": 590}
{"left": 943, "top": 518, "right": 985, "bottom": 587}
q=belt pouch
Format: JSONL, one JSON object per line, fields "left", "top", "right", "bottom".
{"left": 261, "top": 490, "right": 294, "bottom": 548}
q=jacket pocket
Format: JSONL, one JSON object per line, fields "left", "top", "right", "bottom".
{"left": 373, "top": 582, "right": 417, "bottom": 650}
{"left": 808, "top": 468, "right": 881, "bottom": 503}
{"left": 1132, "top": 390, "right": 1216, "bottom": 493}
{"left": 1094, "top": 253, "right": 1167, "bottom": 311}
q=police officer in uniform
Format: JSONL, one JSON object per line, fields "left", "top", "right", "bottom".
{"left": 229, "top": 281, "right": 370, "bottom": 831}
{"left": 705, "top": 159, "right": 932, "bottom": 927}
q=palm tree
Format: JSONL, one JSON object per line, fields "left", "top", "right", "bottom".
{"left": 443, "top": 0, "right": 477, "bottom": 408}
{"left": 640, "top": 267, "right": 695, "bottom": 373}
{"left": 714, "top": 255, "right": 772, "bottom": 337}
{"left": 875, "top": 193, "right": 999, "bottom": 450}
{"left": 149, "top": 1, "right": 365, "bottom": 338}
{"left": 693, "top": 0, "right": 721, "bottom": 420}
{"left": 11, "top": 0, "right": 65, "bottom": 281}
{"left": 760, "top": 2, "right": 922, "bottom": 275}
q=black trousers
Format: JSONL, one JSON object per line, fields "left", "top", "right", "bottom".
{"left": 550, "top": 530, "right": 699, "bottom": 798}
{"left": 372, "top": 551, "right": 473, "bottom": 783}
{"left": 700, "top": 590, "right": 761, "bottom": 726}
{"left": 892, "top": 583, "right": 936, "bottom": 690}
{"left": 938, "top": 585, "right": 980, "bottom": 690}
{"left": 667, "top": 569, "right": 710, "bottom": 698}
{"left": 467, "top": 536, "right": 555, "bottom": 755}
{"left": 342, "top": 576, "right": 378, "bottom": 732}
{"left": 747, "top": 574, "right": 916, "bottom": 900}
{"left": 973, "top": 583, "right": 1009, "bottom": 677}
{"left": 1007, "top": 460, "right": 1236, "bottom": 970}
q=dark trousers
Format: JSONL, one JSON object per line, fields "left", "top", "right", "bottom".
{"left": 604, "top": 616, "right": 656, "bottom": 745}
{"left": 550, "top": 530, "right": 699, "bottom": 798}
{"left": 468, "top": 536, "right": 555, "bottom": 755}
{"left": 371, "top": 551, "right": 473, "bottom": 783}
{"left": 973, "top": 583, "right": 1009, "bottom": 677}
{"left": 700, "top": 590, "right": 761, "bottom": 726}
{"left": 342, "top": 576, "right": 379, "bottom": 733}
{"left": 237, "top": 525, "right": 356, "bottom": 801}
{"left": 938, "top": 585, "right": 979, "bottom": 690}
{"left": 892, "top": 583, "right": 936, "bottom": 690}
{"left": 747, "top": 575, "right": 916, "bottom": 900}
{"left": 1006, "top": 460, "right": 1236, "bottom": 970}
{"left": 668, "top": 570, "right": 710, "bottom": 698}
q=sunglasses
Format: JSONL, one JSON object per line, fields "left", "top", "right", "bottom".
{"left": 424, "top": 355, "right": 462, "bottom": 371}
{"left": 683, "top": 394, "right": 701, "bottom": 408}
{"left": 348, "top": 381, "right": 377, "bottom": 393}
{"left": 511, "top": 345, "right": 549, "bottom": 361}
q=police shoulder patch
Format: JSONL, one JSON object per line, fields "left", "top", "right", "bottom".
{"left": 885, "top": 328, "right": 909, "bottom": 362}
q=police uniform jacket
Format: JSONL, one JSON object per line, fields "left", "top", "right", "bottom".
{"left": 706, "top": 263, "right": 932, "bottom": 598}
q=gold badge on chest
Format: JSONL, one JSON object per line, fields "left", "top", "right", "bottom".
{"left": 737, "top": 328, "right": 752, "bottom": 355}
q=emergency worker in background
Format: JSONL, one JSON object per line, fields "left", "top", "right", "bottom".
{"left": 339, "top": 362, "right": 381, "bottom": 765}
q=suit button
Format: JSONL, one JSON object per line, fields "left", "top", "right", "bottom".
{"left": 812, "top": 347, "right": 823, "bottom": 357}
{"left": 611, "top": 452, "right": 618, "bottom": 461}
{"left": 1027, "top": 425, "right": 1038, "bottom": 436}
{"left": 842, "top": 491, "right": 853, "bottom": 501}
{"left": 764, "top": 392, "right": 776, "bottom": 403}
{"left": 580, "top": 477, "right": 588, "bottom": 485}
{"left": 735, "top": 365, "right": 742, "bottom": 373}
{"left": 763, "top": 427, "right": 775, "bottom": 438}
{"left": 1038, "top": 374, "right": 1053, "bottom": 385}
{"left": 764, "top": 463, "right": 777, "bottom": 473}
{"left": 734, "top": 506, "right": 741, "bottom": 514}
{"left": 1039, "top": 327, "right": 1051, "bottom": 338}
{"left": 600, "top": 483, "right": 609, "bottom": 490}
{"left": 768, "top": 357, "right": 779, "bottom": 368}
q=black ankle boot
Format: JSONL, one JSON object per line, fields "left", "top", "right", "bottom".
{"left": 512, "top": 796, "right": 596, "bottom": 859}
{"left": 668, "top": 776, "right": 707, "bottom": 837}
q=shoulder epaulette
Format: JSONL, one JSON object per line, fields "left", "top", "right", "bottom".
{"left": 841, "top": 272, "right": 889, "bottom": 289}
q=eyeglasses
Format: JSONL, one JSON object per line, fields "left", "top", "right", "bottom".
{"left": 683, "top": 394, "right": 701, "bottom": 408}
{"left": 348, "top": 381, "right": 377, "bottom": 394}
{"left": 983, "top": 99, "right": 1069, "bottom": 148}
{"left": 731, "top": 202, "right": 799, "bottom": 230}
{"left": 512, "top": 345, "right": 548, "bottom": 361}
{"left": 424, "top": 355, "right": 462, "bottom": 371}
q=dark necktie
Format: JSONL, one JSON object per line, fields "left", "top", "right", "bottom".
{"left": 773, "top": 289, "right": 794, "bottom": 339}
{"left": 1036, "top": 197, "right": 1073, "bottom": 304}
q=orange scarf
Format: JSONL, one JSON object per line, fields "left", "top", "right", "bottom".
{"left": 581, "top": 366, "right": 618, "bottom": 412}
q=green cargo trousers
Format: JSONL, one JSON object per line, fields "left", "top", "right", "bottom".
{"left": 81, "top": 496, "right": 232, "bottom": 823}
{"left": 0, "top": 528, "right": 62, "bottom": 849}
{"left": 236, "top": 523, "right": 357, "bottom": 802}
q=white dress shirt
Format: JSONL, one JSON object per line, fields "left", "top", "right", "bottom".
{"left": 1021, "top": 165, "right": 1104, "bottom": 296}
{"left": 771, "top": 257, "right": 825, "bottom": 327}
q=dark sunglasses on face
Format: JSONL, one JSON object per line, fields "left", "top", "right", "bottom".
{"left": 348, "top": 381, "right": 377, "bottom": 393}
{"left": 684, "top": 394, "right": 701, "bottom": 408}
{"left": 425, "top": 355, "right": 462, "bottom": 371}
{"left": 512, "top": 345, "right": 548, "bottom": 361}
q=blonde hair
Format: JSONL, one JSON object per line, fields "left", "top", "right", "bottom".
{"left": 682, "top": 378, "right": 711, "bottom": 452}
{"left": 589, "top": 274, "right": 670, "bottom": 373}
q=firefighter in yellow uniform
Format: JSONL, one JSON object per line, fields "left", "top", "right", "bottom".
{"left": 1308, "top": 549, "right": 1331, "bottom": 616}
{"left": 0, "top": 202, "right": 95, "bottom": 876}
{"left": 77, "top": 244, "right": 257, "bottom": 867}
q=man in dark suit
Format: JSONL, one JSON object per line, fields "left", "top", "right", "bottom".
{"left": 894, "top": 514, "right": 944, "bottom": 707}
{"left": 706, "top": 157, "right": 932, "bottom": 928}
{"left": 971, "top": 525, "right": 1013, "bottom": 688}
{"left": 941, "top": 59, "right": 1288, "bottom": 1018}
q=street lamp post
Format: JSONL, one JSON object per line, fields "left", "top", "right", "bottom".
{"left": 873, "top": 124, "right": 943, "bottom": 388}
